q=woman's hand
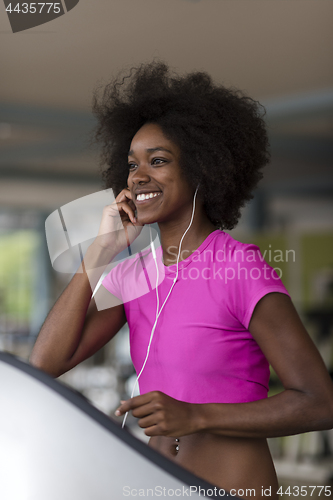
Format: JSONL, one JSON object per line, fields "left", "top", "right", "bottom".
{"left": 94, "top": 187, "right": 143, "bottom": 255}
{"left": 115, "top": 391, "right": 202, "bottom": 437}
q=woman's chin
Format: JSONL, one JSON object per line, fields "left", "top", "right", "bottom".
{"left": 136, "top": 211, "right": 159, "bottom": 226}
{"left": 136, "top": 210, "right": 158, "bottom": 225}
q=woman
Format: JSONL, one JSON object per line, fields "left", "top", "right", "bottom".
{"left": 30, "top": 63, "right": 333, "bottom": 498}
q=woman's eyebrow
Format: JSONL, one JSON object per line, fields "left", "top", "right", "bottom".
{"left": 128, "top": 147, "right": 173, "bottom": 156}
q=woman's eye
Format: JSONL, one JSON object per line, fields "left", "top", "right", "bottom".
{"left": 128, "top": 158, "right": 166, "bottom": 170}
{"left": 152, "top": 158, "right": 165, "bottom": 165}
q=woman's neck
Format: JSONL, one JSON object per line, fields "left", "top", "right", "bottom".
{"left": 158, "top": 211, "right": 217, "bottom": 267}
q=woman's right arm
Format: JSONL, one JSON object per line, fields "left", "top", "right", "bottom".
{"left": 29, "top": 244, "right": 126, "bottom": 378}
{"left": 29, "top": 188, "right": 140, "bottom": 378}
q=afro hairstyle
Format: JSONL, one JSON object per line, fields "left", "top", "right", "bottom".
{"left": 92, "top": 62, "right": 270, "bottom": 230}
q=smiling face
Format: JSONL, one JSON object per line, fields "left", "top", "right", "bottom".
{"left": 127, "top": 123, "right": 196, "bottom": 226}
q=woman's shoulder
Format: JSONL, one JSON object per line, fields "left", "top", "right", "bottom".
{"left": 102, "top": 246, "right": 157, "bottom": 302}
{"left": 212, "top": 230, "right": 261, "bottom": 262}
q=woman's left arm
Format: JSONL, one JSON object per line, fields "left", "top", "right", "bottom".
{"left": 116, "top": 293, "right": 333, "bottom": 438}
{"left": 197, "top": 292, "right": 333, "bottom": 438}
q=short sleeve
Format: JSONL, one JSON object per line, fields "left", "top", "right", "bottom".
{"left": 226, "top": 243, "right": 290, "bottom": 329}
{"left": 101, "top": 249, "right": 159, "bottom": 304}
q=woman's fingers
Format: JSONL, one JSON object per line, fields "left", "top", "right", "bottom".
{"left": 115, "top": 393, "right": 151, "bottom": 415}
{"left": 115, "top": 392, "right": 178, "bottom": 435}
{"left": 137, "top": 416, "right": 161, "bottom": 434}
{"left": 115, "top": 187, "right": 134, "bottom": 207}
{"left": 114, "top": 188, "right": 137, "bottom": 224}
{"left": 115, "top": 396, "right": 164, "bottom": 434}
{"left": 115, "top": 391, "right": 200, "bottom": 437}
{"left": 95, "top": 187, "right": 142, "bottom": 253}
{"left": 99, "top": 197, "right": 136, "bottom": 230}
{"left": 115, "top": 187, "right": 132, "bottom": 200}
{"left": 116, "top": 201, "right": 136, "bottom": 224}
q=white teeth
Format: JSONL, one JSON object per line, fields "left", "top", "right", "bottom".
{"left": 137, "top": 192, "right": 161, "bottom": 201}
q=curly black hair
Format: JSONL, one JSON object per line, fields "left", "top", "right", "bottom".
{"left": 92, "top": 62, "right": 270, "bottom": 230}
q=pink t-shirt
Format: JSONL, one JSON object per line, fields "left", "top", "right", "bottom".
{"left": 102, "top": 229, "right": 290, "bottom": 404}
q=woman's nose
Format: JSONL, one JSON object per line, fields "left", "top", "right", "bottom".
{"left": 129, "top": 164, "right": 150, "bottom": 185}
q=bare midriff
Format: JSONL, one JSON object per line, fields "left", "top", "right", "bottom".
{"left": 148, "top": 434, "right": 278, "bottom": 500}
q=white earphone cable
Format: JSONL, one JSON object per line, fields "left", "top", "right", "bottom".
{"left": 121, "top": 185, "right": 199, "bottom": 428}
